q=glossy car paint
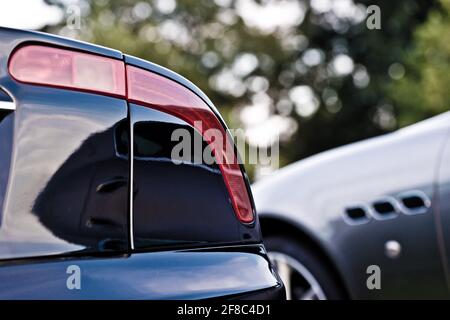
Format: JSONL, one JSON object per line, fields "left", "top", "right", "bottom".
{"left": 0, "top": 27, "right": 282, "bottom": 299}
{"left": 0, "top": 88, "right": 129, "bottom": 257}
{"left": 125, "top": 55, "right": 262, "bottom": 246}
{"left": 437, "top": 127, "right": 450, "bottom": 290}
{"left": 254, "top": 112, "right": 450, "bottom": 298}
{"left": 130, "top": 104, "right": 243, "bottom": 247}
{"left": 0, "top": 245, "right": 278, "bottom": 299}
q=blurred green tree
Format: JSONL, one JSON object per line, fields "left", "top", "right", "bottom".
{"left": 43, "top": 0, "right": 439, "bottom": 179}
{"left": 390, "top": 0, "right": 450, "bottom": 126}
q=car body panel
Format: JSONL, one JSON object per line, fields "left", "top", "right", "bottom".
{"left": 0, "top": 29, "right": 128, "bottom": 260}
{"left": 0, "top": 85, "right": 129, "bottom": 259}
{"left": 254, "top": 112, "right": 450, "bottom": 298}
{"left": 0, "top": 245, "right": 282, "bottom": 300}
{"left": 437, "top": 126, "right": 450, "bottom": 288}
{"left": 129, "top": 103, "right": 259, "bottom": 247}
{"left": 125, "top": 57, "right": 262, "bottom": 246}
{"left": 0, "top": 27, "right": 281, "bottom": 299}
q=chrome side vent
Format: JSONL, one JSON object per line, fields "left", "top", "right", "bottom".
{"left": 371, "top": 197, "right": 400, "bottom": 220}
{"left": 343, "top": 204, "right": 370, "bottom": 225}
{"left": 342, "top": 190, "right": 431, "bottom": 225}
{"left": 398, "top": 190, "right": 431, "bottom": 215}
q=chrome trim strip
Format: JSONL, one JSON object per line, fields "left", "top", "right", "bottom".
{"left": 129, "top": 115, "right": 135, "bottom": 250}
{"left": 342, "top": 203, "right": 372, "bottom": 226}
{"left": 0, "top": 101, "right": 15, "bottom": 110}
{"left": 370, "top": 196, "right": 401, "bottom": 220}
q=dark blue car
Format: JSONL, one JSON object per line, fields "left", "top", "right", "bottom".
{"left": 0, "top": 27, "right": 283, "bottom": 299}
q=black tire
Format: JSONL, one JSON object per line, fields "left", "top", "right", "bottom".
{"left": 265, "top": 235, "right": 345, "bottom": 300}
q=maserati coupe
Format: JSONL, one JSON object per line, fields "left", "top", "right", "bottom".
{"left": 254, "top": 112, "right": 450, "bottom": 299}
{"left": 0, "top": 27, "right": 283, "bottom": 299}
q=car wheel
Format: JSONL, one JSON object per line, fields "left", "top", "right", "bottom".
{"left": 265, "top": 236, "right": 345, "bottom": 300}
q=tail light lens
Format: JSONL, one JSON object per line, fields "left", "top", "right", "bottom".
{"left": 127, "top": 66, "right": 254, "bottom": 223}
{"left": 7, "top": 44, "right": 254, "bottom": 224}
{"left": 9, "top": 45, "right": 125, "bottom": 98}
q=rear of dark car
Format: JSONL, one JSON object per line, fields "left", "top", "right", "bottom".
{"left": 0, "top": 27, "right": 283, "bottom": 299}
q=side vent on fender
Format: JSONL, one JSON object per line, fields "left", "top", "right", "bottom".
{"left": 343, "top": 205, "right": 370, "bottom": 225}
{"left": 398, "top": 190, "right": 431, "bottom": 215}
{"left": 371, "top": 197, "right": 400, "bottom": 220}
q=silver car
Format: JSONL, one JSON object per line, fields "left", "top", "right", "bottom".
{"left": 254, "top": 112, "right": 450, "bottom": 299}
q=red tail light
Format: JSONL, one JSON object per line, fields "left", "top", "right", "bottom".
{"left": 127, "top": 66, "right": 254, "bottom": 223}
{"left": 9, "top": 45, "right": 125, "bottom": 98}
{"left": 8, "top": 44, "right": 254, "bottom": 224}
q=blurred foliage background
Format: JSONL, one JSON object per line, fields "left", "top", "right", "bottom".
{"left": 42, "top": 0, "right": 449, "bottom": 180}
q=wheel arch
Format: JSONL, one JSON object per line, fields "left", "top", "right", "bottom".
{"left": 259, "top": 213, "right": 351, "bottom": 299}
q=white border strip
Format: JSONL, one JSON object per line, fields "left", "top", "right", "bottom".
{"left": 0, "top": 101, "right": 15, "bottom": 110}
